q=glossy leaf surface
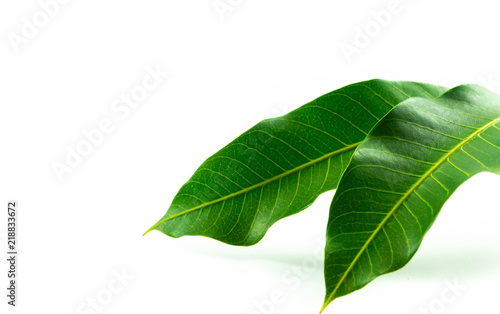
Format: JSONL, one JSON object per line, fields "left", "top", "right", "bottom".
{"left": 146, "top": 80, "right": 446, "bottom": 245}
{"left": 323, "top": 84, "right": 500, "bottom": 311}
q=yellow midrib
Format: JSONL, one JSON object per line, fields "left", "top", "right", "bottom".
{"left": 144, "top": 142, "right": 362, "bottom": 235}
{"left": 321, "top": 116, "right": 500, "bottom": 312}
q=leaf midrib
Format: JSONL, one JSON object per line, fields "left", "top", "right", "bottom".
{"left": 144, "top": 142, "right": 362, "bottom": 235}
{"left": 321, "top": 115, "right": 500, "bottom": 311}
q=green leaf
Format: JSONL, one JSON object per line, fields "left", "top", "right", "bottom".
{"left": 322, "top": 84, "right": 500, "bottom": 311}
{"left": 145, "top": 79, "right": 447, "bottom": 246}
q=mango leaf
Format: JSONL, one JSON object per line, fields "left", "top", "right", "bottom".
{"left": 322, "top": 84, "right": 500, "bottom": 311}
{"left": 145, "top": 79, "right": 447, "bottom": 246}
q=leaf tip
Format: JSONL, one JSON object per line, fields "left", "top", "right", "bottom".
{"left": 143, "top": 226, "right": 155, "bottom": 236}
{"left": 319, "top": 302, "right": 328, "bottom": 313}
{"left": 144, "top": 218, "right": 165, "bottom": 237}
{"left": 320, "top": 294, "right": 336, "bottom": 313}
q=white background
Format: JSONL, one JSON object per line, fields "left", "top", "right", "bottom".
{"left": 1, "top": 0, "right": 500, "bottom": 313}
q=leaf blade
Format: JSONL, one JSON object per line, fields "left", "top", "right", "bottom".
{"left": 146, "top": 80, "right": 447, "bottom": 246}
{"left": 323, "top": 84, "right": 500, "bottom": 310}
